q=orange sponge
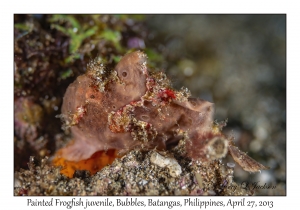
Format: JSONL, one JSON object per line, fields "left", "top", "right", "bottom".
{"left": 53, "top": 149, "right": 119, "bottom": 178}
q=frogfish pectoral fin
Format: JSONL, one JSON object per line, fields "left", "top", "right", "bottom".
{"left": 228, "top": 145, "right": 270, "bottom": 173}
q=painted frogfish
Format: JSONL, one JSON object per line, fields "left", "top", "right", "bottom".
{"left": 54, "top": 51, "right": 268, "bottom": 177}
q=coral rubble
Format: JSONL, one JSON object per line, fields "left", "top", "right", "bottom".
{"left": 15, "top": 144, "right": 250, "bottom": 196}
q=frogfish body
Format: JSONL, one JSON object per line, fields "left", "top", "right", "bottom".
{"left": 57, "top": 51, "right": 268, "bottom": 176}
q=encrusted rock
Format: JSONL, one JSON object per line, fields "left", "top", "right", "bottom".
{"left": 15, "top": 149, "right": 252, "bottom": 196}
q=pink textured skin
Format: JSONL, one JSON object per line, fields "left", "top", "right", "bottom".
{"left": 60, "top": 51, "right": 214, "bottom": 161}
